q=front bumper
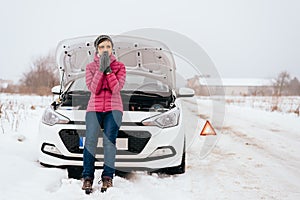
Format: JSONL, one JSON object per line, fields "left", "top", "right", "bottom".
{"left": 38, "top": 121, "right": 185, "bottom": 170}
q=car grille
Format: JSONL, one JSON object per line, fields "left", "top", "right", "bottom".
{"left": 59, "top": 129, "right": 151, "bottom": 155}
{"left": 59, "top": 130, "right": 84, "bottom": 154}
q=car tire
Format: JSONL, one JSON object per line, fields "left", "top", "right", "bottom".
{"left": 115, "top": 169, "right": 132, "bottom": 179}
{"left": 157, "top": 150, "right": 186, "bottom": 175}
{"left": 67, "top": 166, "right": 83, "bottom": 179}
{"left": 152, "top": 139, "right": 186, "bottom": 175}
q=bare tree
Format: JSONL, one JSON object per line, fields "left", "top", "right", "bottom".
{"left": 273, "top": 71, "right": 291, "bottom": 96}
{"left": 186, "top": 75, "right": 211, "bottom": 96}
{"left": 20, "top": 52, "right": 59, "bottom": 95}
{"left": 288, "top": 77, "right": 300, "bottom": 96}
{"left": 271, "top": 71, "right": 293, "bottom": 112}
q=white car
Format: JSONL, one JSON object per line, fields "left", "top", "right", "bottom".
{"left": 38, "top": 35, "right": 195, "bottom": 179}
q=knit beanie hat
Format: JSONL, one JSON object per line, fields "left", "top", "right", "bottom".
{"left": 94, "top": 35, "right": 114, "bottom": 49}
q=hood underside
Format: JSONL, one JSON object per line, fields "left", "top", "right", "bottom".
{"left": 56, "top": 35, "right": 176, "bottom": 88}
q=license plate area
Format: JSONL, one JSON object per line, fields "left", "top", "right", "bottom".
{"left": 79, "top": 137, "right": 128, "bottom": 150}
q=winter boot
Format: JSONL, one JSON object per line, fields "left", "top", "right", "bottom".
{"left": 100, "top": 176, "right": 113, "bottom": 193}
{"left": 82, "top": 177, "right": 93, "bottom": 194}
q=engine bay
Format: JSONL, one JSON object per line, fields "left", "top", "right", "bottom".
{"left": 55, "top": 89, "right": 175, "bottom": 112}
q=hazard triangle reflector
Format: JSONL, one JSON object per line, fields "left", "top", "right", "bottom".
{"left": 200, "top": 121, "right": 217, "bottom": 136}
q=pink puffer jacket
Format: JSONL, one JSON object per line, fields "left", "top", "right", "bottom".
{"left": 85, "top": 53, "right": 126, "bottom": 113}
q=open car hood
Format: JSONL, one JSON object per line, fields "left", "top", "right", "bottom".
{"left": 56, "top": 35, "right": 176, "bottom": 88}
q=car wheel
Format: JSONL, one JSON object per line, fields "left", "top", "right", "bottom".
{"left": 157, "top": 150, "right": 186, "bottom": 175}
{"left": 115, "top": 169, "right": 131, "bottom": 179}
{"left": 67, "top": 166, "right": 83, "bottom": 179}
{"left": 152, "top": 139, "right": 186, "bottom": 176}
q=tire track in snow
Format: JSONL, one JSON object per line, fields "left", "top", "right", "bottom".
{"left": 218, "top": 126, "right": 300, "bottom": 199}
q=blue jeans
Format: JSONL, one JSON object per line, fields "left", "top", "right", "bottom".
{"left": 82, "top": 110, "right": 122, "bottom": 180}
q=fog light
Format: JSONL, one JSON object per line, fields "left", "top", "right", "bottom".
{"left": 149, "top": 147, "right": 173, "bottom": 158}
{"left": 43, "top": 144, "right": 62, "bottom": 155}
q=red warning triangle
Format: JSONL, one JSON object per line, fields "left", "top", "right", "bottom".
{"left": 200, "top": 121, "right": 217, "bottom": 136}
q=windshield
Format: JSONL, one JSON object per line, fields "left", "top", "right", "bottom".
{"left": 68, "top": 73, "right": 169, "bottom": 93}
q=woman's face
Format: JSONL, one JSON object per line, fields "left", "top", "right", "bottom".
{"left": 97, "top": 40, "right": 113, "bottom": 56}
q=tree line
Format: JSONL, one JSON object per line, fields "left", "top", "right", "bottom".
{"left": 1, "top": 52, "right": 299, "bottom": 96}
{"left": 1, "top": 52, "right": 59, "bottom": 96}
{"left": 186, "top": 71, "right": 300, "bottom": 96}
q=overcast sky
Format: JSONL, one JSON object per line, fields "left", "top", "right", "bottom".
{"left": 0, "top": 0, "right": 299, "bottom": 83}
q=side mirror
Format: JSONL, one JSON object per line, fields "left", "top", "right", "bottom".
{"left": 51, "top": 85, "right": 61, "bottom": 95}
{"left": 177, "top": 87, "right": 195, "bottom": 97}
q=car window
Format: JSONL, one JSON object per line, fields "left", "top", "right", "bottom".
{"left": 69, "top": 77, "right": 88, "bottom": 91}
{"left": 68, "top": 74, "right": 169, "bottom": 92}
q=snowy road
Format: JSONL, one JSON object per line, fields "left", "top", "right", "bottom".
{"left": 0, "top": 95, "right": 299, "bottom": 200}
{"left": 189, "top": 99, "right": 300, "bottom": 200}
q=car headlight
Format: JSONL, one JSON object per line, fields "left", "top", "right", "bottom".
{"left": 42, "top": 106, "right": 70, "bottom": 126}
{"left": 142, "top": 108, "right": 180, "bottom": 128}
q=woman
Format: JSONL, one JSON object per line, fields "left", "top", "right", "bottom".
{"left": 82, "top": 35, "right": 126, "bottom": 193}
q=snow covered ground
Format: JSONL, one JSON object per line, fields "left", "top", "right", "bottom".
{"left": 0, "top": 94, "right": 300, "bottom": 200}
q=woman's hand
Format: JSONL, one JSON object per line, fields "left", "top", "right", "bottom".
{"left": 99, "top": 51, "right": 110, "bottom": 72}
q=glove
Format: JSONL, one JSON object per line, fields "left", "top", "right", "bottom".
{"left": 104, "top": 66, "right": 112, "bottom": 74}
{"left": 99, "top": 51, "right": 110, "bottom": 72}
